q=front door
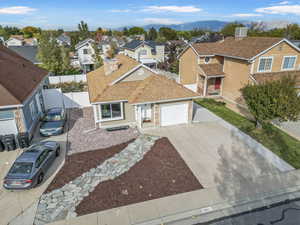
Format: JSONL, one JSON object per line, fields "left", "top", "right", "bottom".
{"left": 215, "top": 78, "right": 222, "bottom": 90}
{"left": 141, "top": 104, "right": 151, "bottom": 121}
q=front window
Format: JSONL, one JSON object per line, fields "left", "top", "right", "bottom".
{"left": 100, "top": 103, "right": 122, "bottom": 120}
{"left": 258, "top": 57, "right": 273, "bottom": 72}
{"left": 282, "top": 56, "right": 297, "bottom": 70}
{"left": 83, "top": 49, "right": 88, "bottom": 54}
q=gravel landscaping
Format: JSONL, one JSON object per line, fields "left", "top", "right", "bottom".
{"left": 76, "top": 137, "right": 203, "bottom": 216}
{"left": 45, "top": 140, "right": 134, "bottom": 193}
{"left": 35, "top": 135, "right": 160, "bottom": 225}
{"left": 67, "top": 108, "right": 139, "bottom": 155}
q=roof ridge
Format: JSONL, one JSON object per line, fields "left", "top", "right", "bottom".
{"left": 128, "top": 75, "right": 155, "bottom": 103}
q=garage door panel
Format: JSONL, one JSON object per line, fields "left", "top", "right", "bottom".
{"left": 161, "top": 103, "right": 188, "bottom": 126}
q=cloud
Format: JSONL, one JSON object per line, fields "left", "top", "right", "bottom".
{"left": 143, "top": 18, "right": 183, "bottom": 25}
{"left": 143, "top": 5, "right": 202, "bottom": 13}
{"left": 0, "top": 6, "right": 36, "bottom": 14}
{"left": 109, "top": 9, "right": 131, "bottom": 13}
{"left": 256, "top": 4, "right": 300, "bottom": 15}
{"left": 278, "top": 1, "right": 290, "bottom": 4}
{"left": 230, "top": 13, "right": 263, "bottom": 17}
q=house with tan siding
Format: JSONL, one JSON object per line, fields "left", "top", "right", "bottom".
{"left": 178, "top": 29, "right": 300, "bottom": 106}
{"left": 123, "top": 40, "right": 165, "bottom": 68}
{"left": 87, "top": 54, "right": 199, "bottom": 129}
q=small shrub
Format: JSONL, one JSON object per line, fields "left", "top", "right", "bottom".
{"left": 49, "top": 81, "right": 87, "bottom": 93}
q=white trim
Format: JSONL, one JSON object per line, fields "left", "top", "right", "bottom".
{"left": 99, "top": 102, "right": 124, "bottom": 122}
{"left": 257, "top": 56, "right": 274, "bottom": 73}
{"left": 250, "top": 39, "right": 300, "bottom": 61}
{"left": 91, "top": 100, "right": 127, "bottom": 105}
{"left": 131, "top": 96, "right": 201, "bottom": 105}
{"left": 281, "top": 55, "right": 298, "bottom": 71}
{"left": 205, "top": 75, "right": 225, "bottom": 79}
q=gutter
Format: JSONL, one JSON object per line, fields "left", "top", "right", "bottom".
{"left": 130, "top": 96, "right": 201, "bottom": 105}
{"left": 0, "top": 104, "right": 23, "bottom": 109}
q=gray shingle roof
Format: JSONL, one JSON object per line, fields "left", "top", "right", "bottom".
{"left": 8, "top": 46, "right": 40, "bottom": 64}
{"left": 123, "top": 40, "right": 163, "bottom": 50}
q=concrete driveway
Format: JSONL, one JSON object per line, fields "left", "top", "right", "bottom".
{"left": 144, "top": 122, "right": 281, "bottom": 190}
{"left": 0, "top": 128, "right": 67, "bottom": 225}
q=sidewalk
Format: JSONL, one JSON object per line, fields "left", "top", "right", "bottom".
{"left": 47, "top": 169, "right": 300, "bottom": 225}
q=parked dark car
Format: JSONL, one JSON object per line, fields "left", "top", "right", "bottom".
{"left": 3, "top": 141, "right": 60, "bottom": 190}
{"left": 40, "top": 108, "right": 66, "bottom": 137}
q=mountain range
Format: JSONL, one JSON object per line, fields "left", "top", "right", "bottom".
{"left": 132, "top": 20, "right": 291, "bottom": 31}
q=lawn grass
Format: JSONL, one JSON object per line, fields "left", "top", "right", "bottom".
{"left": 196, "top": 98, "right": 300, "bottom": 169}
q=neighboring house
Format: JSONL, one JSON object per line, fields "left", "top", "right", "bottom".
{"left": 8, "top": 46, "right": 40, "bottom": 64}
{"left": 56, "top": 33, "right": 71, "bottom": 46}
{"left": 75, "top": 38, "right": 96, "bottom": 73}
{"left": 98, "top": 40, "right": 111, "bottom": 57}
{"left": 123, "top": 40, "right": 165, "bottom": 68}
{"left": 178, "top": 28, "right": 300, "bottom": 106}
{"left": 190, "top": 33, "right": 223, "bottom": 44}
{"left": 87, "top": 54, "right": 199, "bottom": 129}
{"left": 0, "top": 45, "right": 49, "bottom": 139}
{"left": 5, "top": 35, "right": 38, "bottom": 47}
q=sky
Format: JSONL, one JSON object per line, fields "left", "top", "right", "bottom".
{"left": 0, "top": 0, "right": 300, "bottom": 30}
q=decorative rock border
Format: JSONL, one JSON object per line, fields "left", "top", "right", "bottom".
{"left": 34, "top": 135, "right": 160, "bottom": 225}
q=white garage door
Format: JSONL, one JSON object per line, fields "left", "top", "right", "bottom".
{"left": 0, "top": 119, "right": 18, "bottom": 135}
{"left": 161, "top": 103, "right": 189, "bottom": 126}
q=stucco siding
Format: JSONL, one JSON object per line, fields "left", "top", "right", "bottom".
{"left": 253, "top": 42, "right": 300, "bottom": 73}
{"left": 179, "top": 48, "right": 199, "bottom": 85}
{"left": 199, "top": 56, "right": 223, "bottom": 65}
{"left": 222, "top": 57, "right": 251, "bottom": 103}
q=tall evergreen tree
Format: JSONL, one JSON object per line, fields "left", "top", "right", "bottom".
{"left": 78, "top": 21, "right": 90, "bottom": 40}
{"left": 148, "top": 27, "right": 158, "bottom": 40}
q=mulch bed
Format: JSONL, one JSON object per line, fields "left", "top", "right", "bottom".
{"left": 45, "top": 140, "right": 134, "bottom": 193}
{"left": 76, "top": 137, "right": 203, "bottom": 216}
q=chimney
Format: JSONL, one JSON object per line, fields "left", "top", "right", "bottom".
{"left": 104, "top": 59, "right": 120, "bottom": 75}
{"left": 235, "top": 27, "right": 248, "bottom": 40}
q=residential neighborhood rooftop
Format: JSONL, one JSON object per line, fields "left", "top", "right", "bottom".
{"left": 87, "top": 54, "right": 198, "bottom": 104}
{"left": 0, "top": 45, "right": 48, "bottom": 106}
{"left": 192, "top": 37, "right": 284, "bottom": 60}
{"left": 8, "top": 46, "right": 40, "bottom": 64}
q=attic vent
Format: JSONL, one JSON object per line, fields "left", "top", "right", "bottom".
{"left": 235, "top": 27, "right": 248, "bottom": 40}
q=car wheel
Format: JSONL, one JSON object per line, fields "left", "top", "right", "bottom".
{"left": 37, "top": 173, "right": 44, "bottom": 185}
{"left": 56, "top": 147, "right": 60, "bottom": 157}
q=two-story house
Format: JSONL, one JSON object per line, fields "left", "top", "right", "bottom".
{"left": 179, "top": 28, "right": 300, "bottom": 107}
{"left": 5, "top": 35, "right": 38, "bottom": 47}
{"left": 75, "top": 38, "right": 96, "bottom": 73}
{"left": 123, "top": 40, "right": 165, "bottom": 68}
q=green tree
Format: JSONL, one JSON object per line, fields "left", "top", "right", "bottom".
{"left": 221, "top": 22, "right": 245, "bottom": 37}
{"left": 78, "top": 21, "right": 90, "bottom": 40}
{"left": 123, "top": 27, "right": 129, "bottom": 36}
{"left": 159, "top": 27, "right": 177, "bottom": 40}
{"left": 241, "top": 76, "right": 300, "bottom": 126}
{"left": 37, "top": 31, "right": 72, "bottom": 75}
{"left": 92, "top": 43, "right": 103, "bottom": 69}
{"left": 128, "top": 27, "right": 145, "bottom": 36}
{"left": 147, "top": 27, "right": 158, "bottom": 40}
{"left": 21, "top": 26, "right": 41, "bottom": 38}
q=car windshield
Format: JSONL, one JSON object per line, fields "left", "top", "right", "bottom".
{"left": 9, "top": 162, "right": 33, "bottom": 174}
{"left": 44, "top": 112, "right": 62, "bottom": 122}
